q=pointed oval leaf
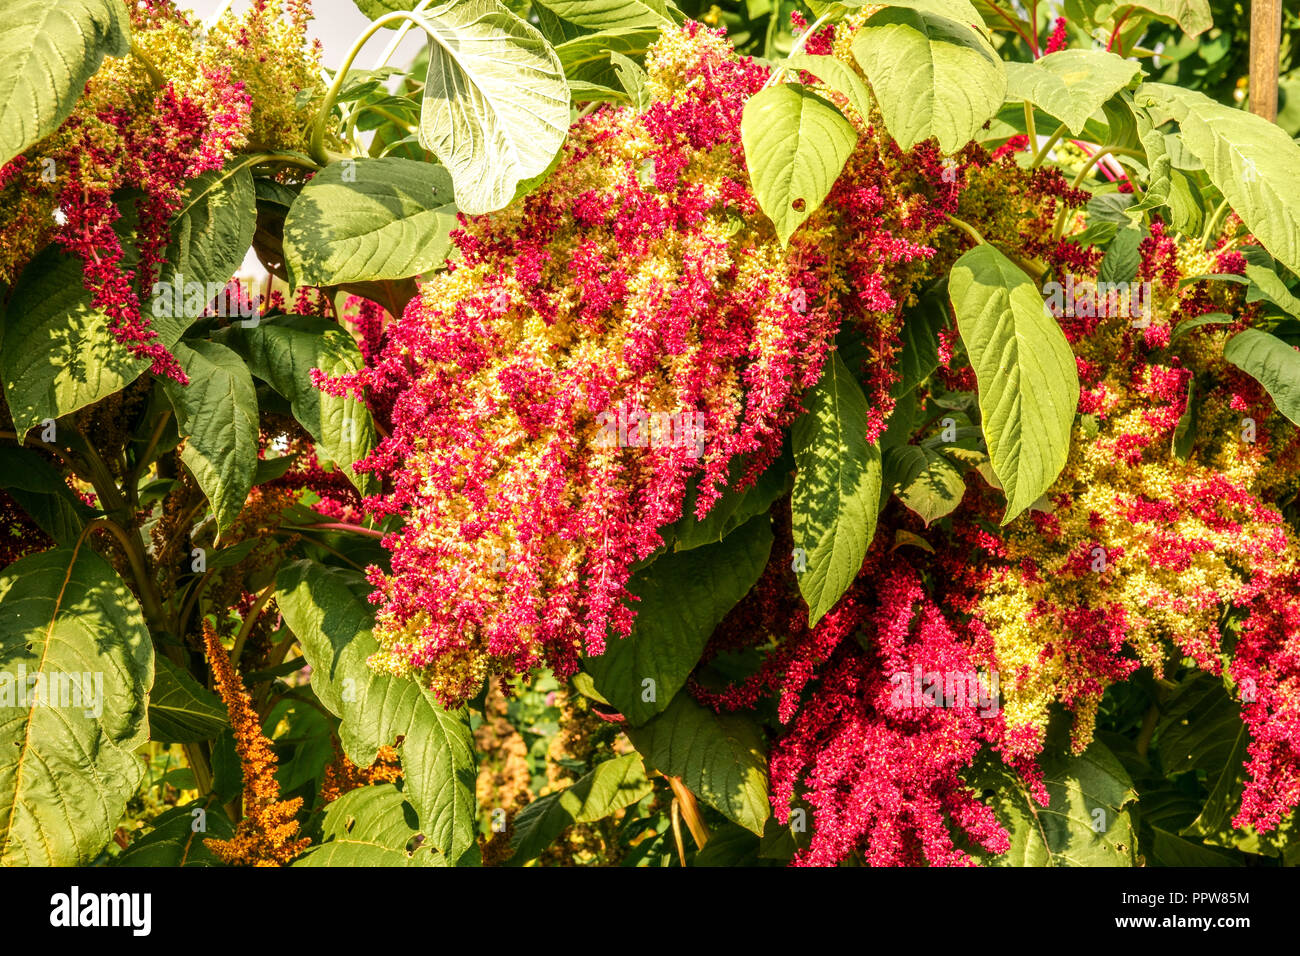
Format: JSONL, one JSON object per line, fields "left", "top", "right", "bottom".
{"left": 294, "top": 784, "right": 451, "bottom": 866}
{"left": 0, "top": 547, "right": 153, "bottom": 865}
{"left": 792, "top": 351, "right": 882, "bottom": 626}
{"left": 274, "top": 560, "right": 477, "bottom": 862}
{"left": 415, "top": 0, "right": 570, "bottom": 216}
{"left": 584, "top": 514, "right": 773, "bottom": 725}
{"left": 1222, "top": 328, "right": 1300, "bottom": 426}
{"left": 1005, "top": 50, "right": 1141, "bottom": 136}
{"left": 1137, "top": 83, "right": 1300, "bottom": 277}
{"left": 851, "top": 4, "right": 1006, "bottom": 153}
{"left": 741, "top": 84, "right": 857, "bottom": 245}
{"left": 625, "top": 693, "right": 770, "bottom": 835}
{"left": 0, "top": 0, "right": 131, "bottom": 166}
{"left": 283, "top": 157, "right": 457, "bottom": 287}
{"left": 949, "top": 243, "right": 1078, "bottom": 523}
{"left": 163, "top": 340, "right": 259, "bottom": 532}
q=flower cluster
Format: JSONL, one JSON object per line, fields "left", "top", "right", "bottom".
{"left": 349, "top": 24, "right": 943, "bottom": 705}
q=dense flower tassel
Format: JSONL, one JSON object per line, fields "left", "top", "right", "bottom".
{"left": 201, "top": 620, "right": 309, "bottom": 866}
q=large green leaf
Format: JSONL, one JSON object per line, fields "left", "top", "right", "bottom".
{"left": 294, "top": 784, "right": 451, "bottom": 866}
{"left": 414, "top": 0, "right": 569, "bottom": 215}
{"left": 554, "top": 27, "right": 660, "bottom": 86}
{"left": 1138, "top": 83, "right": 1300, "bottom": 277}
{"left": 1182, "top": 727, "right": 1297, "bottom": 857}
{"left": 1117, "top": 0, "right": 1211, "bottom": 36}
{"left": 165, "top": 163, "right": 257, "bottom": 295}
{"left": 884, "top": 444, "right": 966, "bottom": 525}
{"left": 147, "top": 655, "right": 229, "bottom": 744}
{"left": 163, "top": 340, "right": 259, "bottom": 531}
{"left": 0, "top": 0, "right": 131, "bottom": 167}
{"left": 741, "top": 84, "right": 857, "bottom": 245}
{"left": 949, "top": 243, "right": 1078, "bottom": 523}
{"left": 1005, "top": 50, "right": 1141, "bottom": 136}
{"left": 274, "top": 560, "right": 477, "bottom": 863}
{"left": 669, "top": 445, "right": 791, "bottom": 551}
{"left": 971, "top": 740, "right": 1138, "bottom": 866}
{"left": 584, "top": 514, "right": 773, "bottom": 726}
{"left": 625, "top": 693, "right": 770, "bottom": 835}
{"left": 282, "top": 157, "right": 456, "bottom": 287}
{"left": 791, "top": 351, "right": 882, "bottom": 627}
{"left": 0, "top": 547, "right": 153, "bottom": 865}
{"left": 1222, "top": 328, "right": 1300, "bottom": 427}
{"left": 218, "top": 316, "right": 377, "bottom": 496}
{"left": 1156, "top": 671, "right": 1240, "bottom": 776}
{"left": 113, "top": 798, "right": 235, "bottom": 867}
{"left": 532, "top": 0, "right": 670, "bottom": 30}
{"left": 0, "top": 245, "right": 149, "bottom": 441}
{"left": 508, "top": 753, "right": 652, "bottom": 863}
{"left": 851, "top": 3, "right": 1006, "bottom": 153}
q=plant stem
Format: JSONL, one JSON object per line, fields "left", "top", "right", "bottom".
{"left": 664, "top": 776, "right": 709, "bottom": 848}
{"left": 1135, "top": 702, "right": 1160, "bottom": 758}
{"left": 1031, "top": 123, "right": 1068, "bottom": 167}
{"left": 761, "top": 11, "right": 835, "bottom": 89}
{"left": 287, "top": 521, "right": 386, "bottom": 539}
{"left": 1201, "top": 196, "right": 1233, "bottom": 250}
{"left": 945, "top": 214, "right": 988, "bottom": 247}
{"left": 229, "top": 583, "right": 276, "bottom": 673}
{"left": 1023, "top": 101, "right": 1037, "bottom": 150}
{"left": 310, "top": 11, "right": 427, "bottom": 165}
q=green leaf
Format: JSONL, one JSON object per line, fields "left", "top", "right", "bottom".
{"left": 625, "top": 693, "right": 769, "bottom": 835}
{"left": 851, "top": 3, "right": 1006, "bottom": 154}
{"left": 282, "top": 157, "right": 457, "bottom": 287}
{"left": 893, "top": 279, "right": 948, "bottom": 397}
{"left": 0, "top": 547, "right": 153, "bottom": 865}
{"left": 532, "top": 0, "right": 670, "bottom": 30}
{"left": 1181, "top": 726, "right": 1297, "bottom": 856}
{"left": 1244, "top": 263, "right": 1300, "bottom": 317}
{"left": 219, "top": 316, "right": 377, "bottom": 496}
{"left": 508, "top": 753, "right": 652, "bottom": 862}
{"left": 0, "top": 246, "right": 147, "bottom": 441}
{"left": 1222, "top": 328, "right": 1300, "bottom": 426}
{"left": 741, "top": 84, "right": 857, "bottom": 245}
{"left": 0, "top": 0, "right": 131, "bottom": 167}
{"left": 584, "top": 514, "right": 773, "bottom": 725}
{"left": 165, "top": 163, "right": 257, "bottom": 296}
{"left": 1118, "top": 0, "right": 1211, "bottom": 37}
{"left": 884, "top": 444, "right": 966, "bottom": 525}
{"left": 0, "top": 446, "right": 95, "bottom": 545}
{"left": 783, "top": 53, "right": 874, "bottom": 119}
{"left": 791, "top": 351, "right": 882, "bottom": 626}
{"left": 1156, "top": 671, "right": 1239, "bottom": 776}
{"left": 114, "top": 798, "right": 234, "bottom": 867}
{"left": 949, "top": 243, "right": 1079, "bottom": 523}
{"left": 669, "top": 446, "right": 791, "bottom": 551}
{"left": 1005, "top": 50, "right": 1141, "bottom": 136}
{"left": 609, "top": 51, "right": 649, "bottom": 110}
{"left": 162, "top": 340, "right": 259, "bottom": 531}
{"left": 413, "top": 0, "right": 569, "bottom": 215}
{"left": 294, "top": 784, "right": 451, "bottom": 866}
{"left": 971, "top": 740, "right": 1138, "bottom": 866}
{"left": 554, "top": 27, "right": 661, "bottom": 85}
{"left": 274, "top": 560, "right": 477, "bottom": 863}
{"left": 147, "top": 655, "right": 229, "bottom": 744}
{"left": 1098, "top": 223, "right": 1144, "bottom": 285}
{"left": 1150, "top": 827, "right": 1242, "bottom": 866}
{"left": 1137, "top": 83, "right": 1300, "bottom": 277}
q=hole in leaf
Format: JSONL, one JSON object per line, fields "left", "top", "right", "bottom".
{"left": 792, "top": 198, "right": 806, "bottom": 212}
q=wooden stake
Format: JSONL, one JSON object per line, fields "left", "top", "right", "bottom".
{"left": 1250, "top": 0, "right": 1283, "bottom": 122}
